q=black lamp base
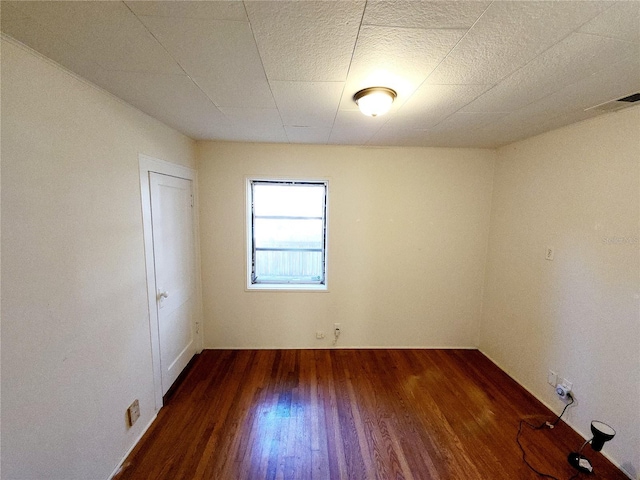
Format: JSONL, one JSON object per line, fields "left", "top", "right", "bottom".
{"left": 568, "top": 453, "right": 594, "bottom": 474}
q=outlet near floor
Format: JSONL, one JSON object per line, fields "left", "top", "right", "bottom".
{"left": 127, "top": 399, "right": 140, "bottom": 428}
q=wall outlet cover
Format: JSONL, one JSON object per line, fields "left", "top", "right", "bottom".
{"left": 127, "top": 399, "right": 140, "bottom": 428}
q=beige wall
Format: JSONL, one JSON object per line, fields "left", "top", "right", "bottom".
{"left": 197, "top": 141, "right": 495, "bottom": 349}
{"left": 1, "top": 39, "right": 196, "bottom": 479}
{"left": 480, "top": 106, "right": 640, "bottom": 478}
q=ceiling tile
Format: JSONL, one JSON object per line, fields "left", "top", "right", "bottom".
{"left": 217, "top": 107, "right": 288, "bottom": 142}
{"left": 3, "top": 0, "right": 637, "bottom": 147}
{"left": 339, "top": 25, "right": 466, "bottom": 111}
{"left": 202, "top": 124, "right": 289, "bottom": 143}
{"left": 285, "top": 126, "right": 332, "bottom": 145}
{"left": 462, "top": 33, "right": 639, "bottom": 113}
{"left": 367, "top": 128, "right": 429, "bottom": 147}
{"left": 245, "top": 1, "right": 365, "bottom": 81}
{"left": 0, "top": 16, "right": 102, "bottom": 77}
{"left": 138, "top": 16, "right": 274, "bottom": 108}
{"left": 463, "top": 55, "right": 640, "bottom": 147}
{"left": 193, "top": 76, "right": 274, "bottom": 109}
{"left": 328, "top": 110, "right": 384, "bottom": 145}
{"left": 372, "top": 129, "right": 483, "bottom": 148}
{"left": 427, "top": 1, "right": 611, "bottom": 85}
{"left": 12, "top": 1, "right": 183, "bottom": 74}
{"left": 579, "top": 2, "right": 640, "bottom": 44}
{"left": 428, "top": 111, "right": 509, "bottom": 132}
{"left": 88, "top": 70, "right": 228, "bottom": 139}
{"left": 389, "top": 84, "right": 491, "bottom": 129}
{"left": 0, "top": 2, "right": 30, "bottom": 23}
{"left": 218, "top": 106, "right": 282, "bottom": 124}
{"left": 372, "top": 111, "right": 505, "bottom": 147}
{"left": 271, "top": 81, "right": 344, "bottom": 127}
{"left": 520, "top": 53, "right": 640, "bottom": 117}
{"left": 363, "top": 1, "right": 490, "bottom": 29}
{"left": 469, "top": 108, "right": 603, "bottom": 148}
{"left": 125, "top": 1, "right": 247, "bottom": 21}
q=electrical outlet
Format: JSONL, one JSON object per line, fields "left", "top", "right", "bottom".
{"left": 547, "top": 370, "right": 557, "bottom": 386}
{"left": 127, "top": 399, "right": 140, "bottom": 428}
{"left": 334, "top": 323, "right": 341, "bottom": 334}
{"left": 316, "top": 331, "right": 325, "bottom": 339}
{"left": 555, "top": 383, "right": 570, "bottom": 400}
{"left": 560, "top": 378, "right": 573, "bottom": 392}
{"left": 555, "top": 379, "right": 573, "bottom": 402}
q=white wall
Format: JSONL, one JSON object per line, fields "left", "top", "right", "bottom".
{"left": 1, "top": 39, "right": 196, "bottom": 479}
{"left": 480, "top": 106, "right": 640, "bottom": 479}
{"left": 197, "top": 142, "right": 495, "bottom": 349}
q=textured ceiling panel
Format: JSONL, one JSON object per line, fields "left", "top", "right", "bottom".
{"left": 462, "top": 33, "right": 639, "bottom": 113}
{"left": 13, "top": 1, "right": 183, "bottom": 74}
{"left": 218, "top": 106, "right": 282, "bottom": 125}
{"left": 506, "top": 55, "right": 640, "bottom": 121}
{"left": 579, "top": 1, "right": 640, "bottom": 44}
{"left": 137, "top": 15, "right": 274, "bottom": 108}
{"left": 1, "top": 16, "right": 101, "bottom": 76}
{"left": 372, "top": 111, "right": 505, "bottom": 146}
{"left": 372, "top": 111, "right": 510, "bottom": 147}
{"left": 328, "top": 110, "right": 383, "bottom": 145}
{"left": 2, "top": 0, "right": 639, "bottom": 148}
{"left": 338, "top": 25, "right": 466, "bottom": 112}
{"left": 0, "top": 1, "right": 28, "bottom": 22}
{"left": 389, "top": 84, "right": 491, "bottom": 129}
{"left": 193, "top": 75, "right": 274, "bottom": 110}
{"left": 460, "top": 56, "right": 640, "bottom": 148}
{"left": 89, "top": 70, "right": 228, "bottom": 139}
{"left": 217, "top": 107, "right": 288, "bottom": 142}
{"left": 426, "top": 1, "right": 611, "bottom": 85}
{"left": 271, "top": 81, "right": 344, "bottom": 128}
{"left": 285, "top": 126, "right": 332, "bottom": 145}
{"left": 363, "top": 1, "right": 490, "bottom": 29}
{"left": 426, "top": 111, "right": 510, "bottom": 134}
{"left": 245, "top": 1, "right": 365, "bottom": 81}
{"left": 124, "top": 0, "right": 247, "bottom": 20}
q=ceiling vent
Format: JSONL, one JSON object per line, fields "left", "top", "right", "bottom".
{"left": 586, "top": 93, "right": 640, "bottom": 113}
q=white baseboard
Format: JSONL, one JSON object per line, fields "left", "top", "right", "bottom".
{"left": 202, "top": 345, "right": 479, "bottom": 350}
{"left": 108, "top": 413, "right": 158, "bottom": 480}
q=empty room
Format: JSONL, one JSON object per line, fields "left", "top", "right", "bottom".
{"left": 1, "top": 1, "right": 639, "bottom": 479}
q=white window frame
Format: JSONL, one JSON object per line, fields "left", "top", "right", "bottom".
{"left": 246, "top": 177, "right": 329, "bottom": 292}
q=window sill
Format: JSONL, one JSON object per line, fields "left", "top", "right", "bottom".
{"left": 246, "top": 283, "right": 329, "bottom": 292}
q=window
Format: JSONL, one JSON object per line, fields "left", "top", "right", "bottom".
{"left": 247, "top": 179, "right": 328, "bottom": 290}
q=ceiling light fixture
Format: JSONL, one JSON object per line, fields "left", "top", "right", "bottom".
{"left": 353, "top": 87, "right": 397, "bottom": 117}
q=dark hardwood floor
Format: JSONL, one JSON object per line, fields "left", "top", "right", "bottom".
{"left": 115, "top": 350, "right": 627, "bottom": 480}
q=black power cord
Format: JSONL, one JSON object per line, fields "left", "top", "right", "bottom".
{"left": 516, "top": 394, "right": 580, "bottom": 480}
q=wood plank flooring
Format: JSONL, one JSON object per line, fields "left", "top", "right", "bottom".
{"left": 115, "top": 350, "right": 627, "bottom": 480}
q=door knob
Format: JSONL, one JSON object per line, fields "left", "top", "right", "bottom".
{"left": 158, "top": 291, "right": 169, "bottom": 300}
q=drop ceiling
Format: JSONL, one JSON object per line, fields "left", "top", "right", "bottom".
{"left": 2, "top": 1, "right": 639, "bottom": 148}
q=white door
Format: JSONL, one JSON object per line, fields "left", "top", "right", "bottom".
{"left": 149, "top": 172, "right": 197, "bottom": 395}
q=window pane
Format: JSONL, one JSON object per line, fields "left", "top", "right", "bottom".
{"left": 249, "top": 180, "right": 327, "bottom": 287}
{"left": 254, "top": 218, "right": 323, "bottom": 250}
{"left": 255, "top": 250, "right": 323, "bottom": 281}
{"left": 253, "top": 184, "right": 325, "bottom": 217}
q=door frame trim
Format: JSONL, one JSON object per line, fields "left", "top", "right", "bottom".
{"left": 139, "top": 154, "right": 203, "bottom": 411}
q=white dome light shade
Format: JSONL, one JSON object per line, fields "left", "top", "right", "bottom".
{"left": 353, "top": 87, "right": 397, "bottom": 117}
